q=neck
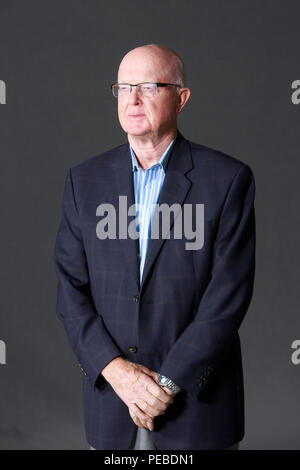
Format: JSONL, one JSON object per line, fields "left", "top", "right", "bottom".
{"left": 128, "top": 128, "right": 177, "bottom": 170}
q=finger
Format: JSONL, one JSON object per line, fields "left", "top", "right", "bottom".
{"left": 140, "top": 369, "right": 174, "bottom": 401}
{"left": 138, "top": 374, "right": 174, "bottom": 405}
{"left": 147, "top": 380, "right": 175, "bottom": 405}
{"left": 140, "top": 387, "right": 169, "bottom": 412}
{"left": 163, "top": 387, "right": 176, "bottom": 397}
{"left": 135, "top": 398, "right": 166, "bottom": 419}
{"left": 129, "top": 405, "right": 146, "bottom": 429}
{"left": 129, "top": 408, "right": 139, "bottom": 427}
{"left": 130, "top": 403, "right": 153, "bottom": 429}
{"left": 131, "top": 412, "right": 145, "bottom": 429}
{"left": 131, "top": 405, "right": 159, "bottom": 431}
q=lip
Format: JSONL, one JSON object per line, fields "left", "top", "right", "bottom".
{"left": 128, "top": 114, "right": 145, "bottom": 118}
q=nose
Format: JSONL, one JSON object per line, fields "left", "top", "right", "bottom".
{"left": 128, "top": 86, "right": 141, "bottom": 105}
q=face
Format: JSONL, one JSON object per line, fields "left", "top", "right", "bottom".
{"left": 116, "top": 48, "right": 190, "bottom": 138}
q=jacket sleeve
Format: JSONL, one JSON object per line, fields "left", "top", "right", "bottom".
{"left": 53, "top": 168, "right": 124, "bottom": 391}
{"left": 158, "top": 163, "right": 256, "bottom": 401}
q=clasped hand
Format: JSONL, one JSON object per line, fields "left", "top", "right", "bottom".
{"left": 102, "top": 357, "right": 175, "bottom": 431}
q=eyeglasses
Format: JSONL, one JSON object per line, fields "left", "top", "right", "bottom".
{"left": 111, "top": 82, "right": 181, "bottom": 98}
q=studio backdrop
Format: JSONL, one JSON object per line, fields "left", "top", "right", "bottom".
{"left": 0, "top": 0, "right": 299, "bottom": 450}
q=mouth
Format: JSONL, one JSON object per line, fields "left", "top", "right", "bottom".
{"left": 128, "top": 114, "right": 145, "bottom": 119}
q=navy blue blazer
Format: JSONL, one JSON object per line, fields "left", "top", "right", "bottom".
{"left": 53, "top": 130, "right": 256, "bottom": 450}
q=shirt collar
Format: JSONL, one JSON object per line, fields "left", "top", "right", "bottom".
{"left": 129, "top": 130, "right": 178, "bottom": 173}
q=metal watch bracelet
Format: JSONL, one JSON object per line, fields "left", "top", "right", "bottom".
{"left": 158, "top": 374, "right": 181, "bottom": 395}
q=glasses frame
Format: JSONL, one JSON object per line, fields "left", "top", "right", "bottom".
{"left": 110, "top": 82, "right": 182, "bottom": 97}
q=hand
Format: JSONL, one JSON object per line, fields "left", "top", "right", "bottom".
{"left": 101, "top": 357, "right": 175, "bottom": 430}
{"left": 128, "top": 370, "right": 176, "bottom": 431}
{"left": 128, "top": 405, "right": 154, "bottom": 431}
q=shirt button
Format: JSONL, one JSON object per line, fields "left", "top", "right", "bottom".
{"left": 133, "top": 294, "right": 139, "bottom": 302}
{"left": 145, "top": 184, "right": 150, "bottom": 189}
{"left": 129, "top": 346, "right": 138, "bottom": 353}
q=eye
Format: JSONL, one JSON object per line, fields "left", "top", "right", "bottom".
{"left": 142, "top": 84, "right": 155, "bottom": 90}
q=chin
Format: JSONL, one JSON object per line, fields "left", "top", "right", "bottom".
{"left": 124, "top": 125, "right": 151, "bottom": 136}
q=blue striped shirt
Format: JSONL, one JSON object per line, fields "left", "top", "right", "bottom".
{"left": 129, "top": 131, "right": 178, "bottom": 284}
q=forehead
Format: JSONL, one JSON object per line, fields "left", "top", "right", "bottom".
{"left": 118, "top": 51, "right": 173, "bottom": 83}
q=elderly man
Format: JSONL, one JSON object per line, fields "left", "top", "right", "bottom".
{"left": 53, "top": 44, "right": 255, "bottom": 450}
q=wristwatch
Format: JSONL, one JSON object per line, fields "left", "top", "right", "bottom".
{"left": 157, "top": 374, "right": 181, "bottom": 395}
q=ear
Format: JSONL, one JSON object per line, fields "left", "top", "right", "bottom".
{"left": 176, "top": 88, "right": 191, "bottom": 114}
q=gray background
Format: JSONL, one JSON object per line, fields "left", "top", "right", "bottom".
{"left": 0, "top": 0, "right": 299, "bottom": 449}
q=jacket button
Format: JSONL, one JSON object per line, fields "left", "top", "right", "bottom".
{"left": 133, "top": 294, "right": 139, "bottom": 302}
{"left": 129, "top": 346, "right": 138, "bottom": 353}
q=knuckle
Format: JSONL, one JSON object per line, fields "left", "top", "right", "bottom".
{"left": 149, "top": 396, "right": 156, "bottom": 407}
{"left": 137, "top": 400, "right": 146, "bottom": 410}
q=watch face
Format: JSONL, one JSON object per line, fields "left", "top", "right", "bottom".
{"left": 158, "top": 375, "right": 167, "bottom": 385}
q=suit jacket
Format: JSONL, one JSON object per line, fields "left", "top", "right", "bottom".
{"left": 53, "top": 130, "right": 256, "bottom": 450}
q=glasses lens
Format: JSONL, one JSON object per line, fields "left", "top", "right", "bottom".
{"left": 111, "top": 83, "right": 158, "bottom": 98}
{"left": 139, "top": 83, "right": 157, "bottom": 97}
{"left": 112, "top": 84, "right": 130, "bottom": 97}
{"left": 118, "top": 84, "right": 131, "bottom": 97}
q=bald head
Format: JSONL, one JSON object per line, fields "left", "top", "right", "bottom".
{"left": 115, "top": 44, "right": 191, "bottom": 141}
{"left": 118, "top": 44, "right": 186, "bottom": 87}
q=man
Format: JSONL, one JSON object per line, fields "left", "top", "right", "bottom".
{"left": 53, "top": 44, "right": 255, "bottom": 450}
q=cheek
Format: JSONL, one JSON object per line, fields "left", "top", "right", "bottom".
{"left": 153, "top": 105, "right": 171, "bottom": 123}
{"left": 146, "top": 104, "right": 162, "bottom": 123}
{"left": 157, "top": 98, "right": 175, "bottom": 119}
